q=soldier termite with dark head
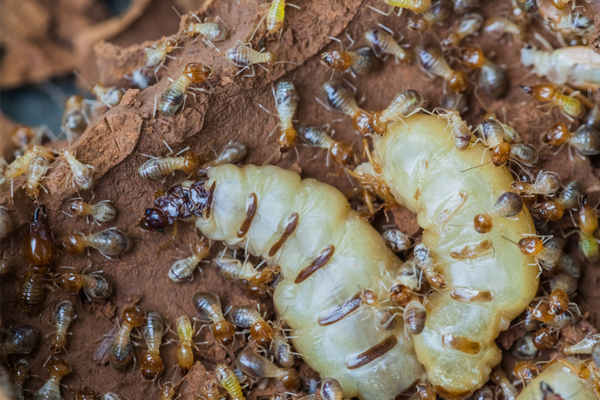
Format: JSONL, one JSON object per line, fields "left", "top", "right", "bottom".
{"left": 483, "top": 16, "right": 524, "bottom": 42}
{"left": 194, "top": 141, "right": 247, "bottom": 178}
{"left": 236, "top": 346, "right": 300, "bottom": 390}
{"left": 91, "top": 84, "right": 126, "bottom": 109}
{"left": 0, "top": 325, "right": 38, "bottom": 364}
{"left": 109, "top": 306, "right": 145, "bottom": 369}
{"left": 473, "top": 192, "right": 523, "bottom": 234}
{"left": 371, "top": 90, "right": 429, "bottom": 136}
{"left": 259, "top": 80, "right": 299, "bottom": 153}
{"left": 138, "top": 150, "right": 199, "bottom": 182}
{"left": 59, "top": 228, "right": 131, "bottom": 258}
{"left": 460, "top": 46, "right": 508, "bottom": 99}
{"left": 298, "top": 125, "right": 354, "bottom": 167}
{"left": 415, "top": 44, "right": 469, "bottom": 93}
{"left": 59, "top": 148, "right": 94, "bottom": 191}
{"left": 68, "top": 199, "right": 116, "bottom": 224}
{"left": 34, "top": 355, "right": 71, "bottom": 400}
{"left": 225, "top": 42, "right": 277, "bottom": 77}
{"left": 158, "top": 62, "right": 213, "bottom": 116}
{"left": 51, "top": 300, "right": 76, "bottom": 353}
{"left": 408, "top": 0, "right": 451, "bottom": 31}
{"left": 364, "top": 27, "right": 411, "bottom": 64}
{"left": 441, "top": 13, "right": 484, "bottom": 48}
{"left": 229, "top": 305, "right": 274, "bottom": 347}
{"left": 321, "top": 78, "right": 374, "bottom": 135}
{"left": 140, "top": 311, "right": 165, "bottom": 381}
{"left": 55, "top": 270, "right": 112, "bottom": 300}
{"left": 193, "top": 292, "right": 235, "bottom": 346}
{"left": 520, "top": 83, "right": 585, "bottom": 120}
{"left": 175, "top": 316, "right": 197, "bottom": 372}
{"left": 61, "top": 95, "right": 88, "bottom": 141}
{"left": 541, "top": 123, "right": 600, "bottom": 156}
{"left": 169, "top": 237, "right": 210, "bottom": 282}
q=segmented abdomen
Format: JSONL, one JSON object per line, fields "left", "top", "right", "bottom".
{"left": 374, "top": 114, "right": 538, "bottom": 397}
{"left": 159, "top": 76, "right": 189, "bottom": 116}
{"left": 266, "top": 0, "right": 285, "bottom": 33}
{"left": 195, "top": 164, "right": 423, "bottom": 400}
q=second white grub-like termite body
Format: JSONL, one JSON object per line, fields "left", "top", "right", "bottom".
{"left": 516, "top": 357, "right": 597, "bottom": 400}
{"left": 521, "top": 46, "right": 600, "bottom": 91}
{"left": 372, "top": 114, "right": 538, "bottom": 397}
{"left": 193, "top": 164, "right": 423, "bottom": 400}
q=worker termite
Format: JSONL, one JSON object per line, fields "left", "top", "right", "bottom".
{"left": 371, "top": 0, "right": 432, "bottom": 15}
{"left": 169, "top": 237, "right": 210, "bottom": 282}
{"left": 193, "top": 292, "right": 235, "bottom": 346}
{"left": 270, "top": 321, "right": 294, "bottom": 367}
{"left": 236, "top": 346, "right": 300, "bottom": 390}
{"left": 403, "top": 296, "right": 427, "bottom": 336}
{"left": 259, "top": 80, "right": 299, "bottom": 153}
{"left": 460, "top": 46, "right": 508, "bottom": 99}
{"left": 320, "top": 78, "right": 374, "bottom": 135}
{"left": 195, "top": 141, "right": 248, "bottom": 178}
{"left": 140, "top": 311, "right": 165, "bottom": 381}
{"left": 453, "top": 0, "right": 480, "bottom": 14}
{"left": 11, "top": 124, "right": 54, "bottom": 152}
{"left": 34, "top": 355, "right": 71, "bottom": 400}
{"left": 91, "top": 83, "right": 126, "bottom": 109}
{"left": 576, "top": 194, "right": 599, "bottom": 261}
{"left": 59, "top": 148, "right": 94, "bottom": 191}
{"left": 144, "top": 37, "right": 180, "bottom": 82}
{"left": 174, "top": 315, "right": 197, "bottom": 372}
{"left": 24, "top": 155, "right": 51, "bottom": 200}
{"left": 512, "top": 236, "right": 562, "bottom": 271}
{"left": 321, "top": 38, "right": 374, "bottom": 76}
{"left": 483, "top": 16, "right": 524, "bottom": 42}
{"left": 159, "top": 382, "right": 177, "bottom": 400}
{"left": 381, "top": 228, "right": 411, "bottom": 252}
{"left": 415, "top": 44, "right": 469, "bottom": 93}
{"left": 55, "top": 270, "right": 112, "bottom": 300}
{"left": 521, "top": 45, "right": 600, "bottom": 91}
{"left": 511, "top": 171, "right": 561, "bottom": 198}
{"left": 490, "top": 368, "right": 518, "bottom": 400}
{"left": 68, "top": 199, "right": 116, "bottom": 224}
{"left": 184, "top": 15, "right": 230, "bottom": 44}
{"left": 408, "top": 0, "right": 452, "bottom": 31}
{"left": 12, "top": 359, "right": 30, "bottom": 400}
{"left": 108, "top": 306, "right": 145, "bottom": 369}
{"left": 215, "top": 364, "right": 245, "bottom": 400}
{"left": 520, "top": 83, "right": 585, "bottom": 120}
{"left": 298, "top": 125, "right": 354, "bottom": 167}
{"left": 510, "top": 143, "right": 539, "bottom": 166}
{"left": 229, "top": 305, "right": 274, "bottom": 347}
{"left": 251, "top": 0, "right": 301, "bottom": 38}
{"left": 370, "top": 89, "right": 429, "bottom": 136}
{"left": 514, "top": 361, "right": 538, "bottom": 386}
{"left": 474, "top": 118, "right": 512, "bottom": 166}
{"left": 363, "top": 27, "right": 411, "bottom": 64}
{"left": 59, "top": 228, "right": 131, "bottom": 258}
{"left": 541, "top": 122, "right": 600, "bottom": 157}
{"left": 435, "top": 108, "right": 472, "bottom": 150}
{"left": 50, "top": 300, "right": 76, "bottom": 353}
{"left": 61, "top": 95, "right": 89, "bottom": 141}
{"left": 561, "top": 334, "right": 600, "bottom": 356}
{"left": 212, "top": 252, "right": 280, "bottom": 297}
{"left": 225, "top": 42, "right": 276, "bottom": 77}
{"left": 158, "top": 62, "right": 213, "bottom": 116}
{"left": 0, "top": 325, "right": 38, "bottom": 364}
{"left": 5, "top": 145, "right": 55, "bottom": 180}
{"left": 441, "top": 13, "right": 484, "bottom": 48}
{"left": 138, "top": 149, "right": 199, "bottom": 181}
{"left": 414, "top": 244, "right": 448, "bottom": 290}
{"left": 0, "top": 207, "right": 13, "bottom": 240}
{"left": 530, "top": 181, "right": 582, "bottom": 221}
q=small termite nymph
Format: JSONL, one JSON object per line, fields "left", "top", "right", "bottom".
{"left": 175, "top": 315, "right": 197, "bottom": 372}
{"left": 24, "top": 155, "right": 50, "bottom": 200}
{"left": 403, "top": 296, "right": 427, "bottom": 336}
{"left": 263, "top": 80, "right": 299, "bottom": 153}
{"left": 473, "top": 192, "right": 523, "bottom": 234}
{"left": 382, "top": 228, "right": 411, "bottom": 252}
{"left": 483, "top": 16, "right": 524, "bottom": 42}
{"left": 408, "top": 0, "right": 452, "bottom": 31}
{"left": 364, "top": 27, "right": 411, "bottom": 64}
{"left": 520, "top": 83, "right": 585, "bottom": 120}
{"left": 390, "top": 261, "right": 420, "bottom": 308}
{"left": 144, "top": 37, "right": 180, "bottom": 81}
{"left": 321, "top": 78, "right": 374, "bottom": 135}
{"left": 169, "top": 237, "right": 210, "bottom": 282}
{"left": 59, "top": 148, "right": 94, "bottom": 190}
{"left": 124, "top": 67, "right": 151, "bottom": 90}
{"left": 109, "top": 306, "right": 145, "bottom": 369}
{"left": 460, "top": 46, "right": 508, "bottom": 99}
{"left": 50, "top": 300, "right": 76, "bottom": 353}
{"left": 91, "top": 83, "right": 126, "bottom": 109}
{"left": 321, "top": 43, "right": 374, "bottom": 76}
{"left": 54, "top": 270, "right": 112, "bottom": 300}
{"left": 414, "top": 244, "right": 448, "bottom": 290}
{"left": 511, "top": 171, "right": 560, "bottom": 197}
{"left": 195, "top": 141, "right": 247, "bottom": 178}
{"left": 69, "top": 199, "right": 116, "bottom": 224}
{"left": 215, "top": 364, "right": 245, "bottom": 400}
{"left": 435, "top": 108, "right": 472, "bottom": 150}
{"left": 541, "top": 122, "right": 600, "bottom": 156}
{"left": 59, "top": 228, "right": 131, "bottom": 258}
{"left": 225, "top": 42, "right": 276, "bottom": 77}
{"left": 193, "top": 292, "right": 235, "bottom": 346}
{"left": 140, "top": 310, "right": 165, "bottom": 381}
{"left": 415, "top": 44, "right": 469, "bottom": 93}
{"left": 370, "top": 90, "right": 429, "bottom": 135}
{"left": 236, "top": 347, "right": 300, "bottom": 390}
{"left": 138, "top": 150, "right": 199, "bottom": 181}
{"left": 184, "top": 16, "right": 230, "bottom": 43}
{"left": 530, "top": 180, "right": 582, "bottom": 221}
{"left": 561, "top": 334, "right": 600, "bottom": 356}
{"left": 159, "top": 62, "right": 212, "bottom": 116}
{"left": 441, "top": 12, "right": 484, "bottom": 48}
{"left": 229, "top": 305, "right": 274, "bottom": 347}
{"left": 476, "top": 118, "right": 511, "bottom": 166}
{"left": 34, "top": 355, "right": 71, "bottom": 400}
{"left": 0, "top": 325, "right": 38, "bottom": 364}
{"left": 61, "top": 95, "right": 89, "bottom": 140}
{"left": 298, "top": 125, "right": 354, "bottom": 167}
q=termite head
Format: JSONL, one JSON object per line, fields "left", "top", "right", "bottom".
{"left": 321, "top": 51, "right": 352, "bottom": 71}
{"left": 548, "top": 288, "right": 569, "bottom": 315}
{"left": 11, "top": 125, "right": 35, "bottom": 148}
{"left": 45, "top": 355, "right": 71, "bottom": 378}
{"left": 370, "top": 111, "right": 388, "bottom": 136}
{"left": 459, "top": 46, "right": 485, "bottom": 69}
{"left": 250, "top": 321, "right": 274, "bottom": 347}
{"left": 390, "top": 283, "right": 413, "bottom": 307}
{"left": 330, "top": 141, "right": 354, "bottom": 166}
{"left": 58, "top": 147, "right": 76, "bottom": 160}
{"left": 530, "top": 201, "right": 564, "bottom": 221}
{"left": 491, "top": 142, "right": 511, "bottom": 166}
{"left": 513, "top": 361, "right": 538, "bottom": 380}
{"left": 59, "top": 232, "right": 87, "bottom": 254}
{"left": 517, "top": 236, "right": 543, "bottom": 256}
{"left": 277, "top": 128, "right": 297, "bottom": 153}
{"left": 211, "top": 320, "right": 236, "bottom": 345}
{"left": 542, "top": 123, "right": 569, "bottom": 146}
{"left": 64, "top": 95, "right": 85, "bottom": 112}
{"left": 532, "top": 327, "right": 555, "bottom": 350}
{"left": 157, "top": 37, "right": 179, "bottom": 52}
{"left": 181, "top": 150, "right": 200, "bottom": 173}
{"left": 265, "top": 51, "right": 278, "bottom": 65}
{"left": 520, "top": 44, "right": 537, "bottom": 67}
{"left": 520, "top": 84, "right": 555, "bottom": 101}
{"left": 69, "top": 200, "right": 86, "bottom": 216}
{"left": 140, "top": 208, "right": 168, "bottom": 232}
{"left": 449, "top": 70, "right": 469, "bottom": 93}
{"left": 352, "top": 110, "right": 375, "bottom": 136}
{"left": 184, "top": 63, "right": 212, "bottom": 83}
{"left": 123, "top": 306, "right": 145, "bottom": 327}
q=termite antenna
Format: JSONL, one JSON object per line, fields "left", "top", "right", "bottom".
{"left": 460, "top": 161, "right": 492, "bottom": 173}
{"left": 501, "top": 234, "right": 519, "bottom": 246}
{"left": 172, "top": 6, "right": 182, "bottom": 18}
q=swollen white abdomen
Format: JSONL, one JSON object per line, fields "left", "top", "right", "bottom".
{"left": 374, "top": 114, "right": 538, "bottom": 398}
{"left": 196, "top": 164, "right": 423, "bottom": 400}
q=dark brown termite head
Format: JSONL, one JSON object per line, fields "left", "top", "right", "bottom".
{"left": 140, "top": 208, "right": 169, "bottom": 232}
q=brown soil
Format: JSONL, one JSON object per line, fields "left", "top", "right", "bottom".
{"left": 2, "top": 0, "right": 600, "bottom": 399}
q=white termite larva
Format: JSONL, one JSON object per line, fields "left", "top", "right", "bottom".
{"left": 143, "top": 164, "right": 424, "bottom": 400}
{"left": 371, "top": 113, "right": 538, "bottom": 397}
{"left": 59, "top": 148, "right": 94, "bottom": 190}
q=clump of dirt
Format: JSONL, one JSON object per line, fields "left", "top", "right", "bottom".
{"left": 1, "top": 0, "right": 600, "bottom": 399}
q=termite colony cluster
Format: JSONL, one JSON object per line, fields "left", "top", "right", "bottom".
{"left": 1, "top": 0, "right": 600, "bottom": 399}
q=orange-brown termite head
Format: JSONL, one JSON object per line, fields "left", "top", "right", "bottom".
{"left": 157, "top": 37, "right": 179, "bottom": 52}
{"left": 542, "top": 123, "right": 570, "bottom": 147}
{"left": 518, "top": 236, "right": 544, "bottom": 256}
{"left": 491, "top": 141, "right": 511, "bottom": 166}
{"left": 449, "top": 70, "right": 469, "bottom": 93}
{"left": 460, "top": 46, "right": 485, "bottom": 69}
{"left": 520, "top": 84, "right": 555, "bottom": 101}
{"left": 184, "top": 62, "right": 212, "bottom": 83}
{"left": 321, "top": 50, "right": 352, "bottom": 71}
